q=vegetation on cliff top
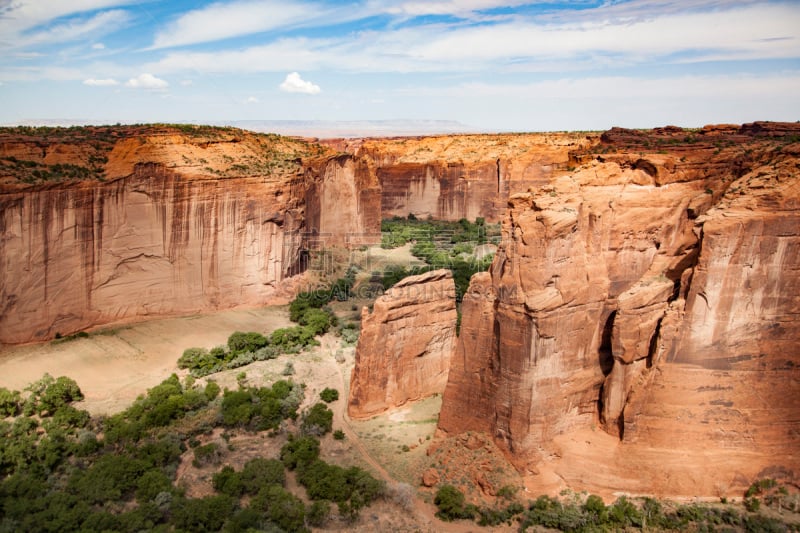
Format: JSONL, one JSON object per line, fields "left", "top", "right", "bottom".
{"left": 0, "top": 124, "right": 328, "bottom": 185}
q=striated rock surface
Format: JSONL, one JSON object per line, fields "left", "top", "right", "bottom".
{"left": 0, "top": 126, "right": 383, "bottom": 344}
{"left": 303, "top": 154, "right": 381, "bottom": 248}
{"left": 438, "top": 122, "right": 800, "bottom": 497}
{"left": 323, "top": 133, "right": 594, "bottom": 223}
{"left": 348, "top": 269, "right": 457, "bottom": 419}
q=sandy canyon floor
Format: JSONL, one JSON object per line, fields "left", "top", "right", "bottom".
{"left": 0, "top": 295, "right": 501, "bottom": 532}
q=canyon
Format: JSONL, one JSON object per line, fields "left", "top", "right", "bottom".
{"left": 438, "top": 123, "right": 800, "bottom": 497}
{"left": 2, "top": 122, "right": 799, "bottom": 501}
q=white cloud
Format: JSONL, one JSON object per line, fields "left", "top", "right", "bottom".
{"left": 180, "top": 79, "right": 193, "bottom": 86}
{"left": 0, "top": 0, "right": 132, "bottom": 31}
{"left": 125, "top": 73, "right": 169, "bottom": 90}
{"left": 143, "top": 3, "right": 800, "bottom": 76}
{"left": 386, "top": 0, "right": 531, "bottom": 17}
{"left": 92, "top": 43, "right": 106, "bottom": 50}
{"left": 151, "top": 0, "right": 333, "bottom": 49}
{"left": 83, "top": 77, "right": 118, "bottom": 86}
{"left": 245, "top": 96, "right": 260, "bottom": 103}
{"left": 279, "top": 72, "right": 321, "bottom": 94}
{"left": 4, "top": 9, "right": 129, "bottom": 48}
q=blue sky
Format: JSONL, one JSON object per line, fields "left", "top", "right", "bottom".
{"left": 1, "top": 0, "right": 799, "bottom": 131}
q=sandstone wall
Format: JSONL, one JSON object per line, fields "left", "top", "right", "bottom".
{"left": 348, "top": 269, "right": 457, "bottom": 419}
{"left": 0, "top": 127, "right": 384, "bottom": 344}
{"left": 325, "top": 133, "right": 593, "bottom": 223}
{"left": 304, "top": 154, "right": 381, "bottom": 248}
{"left": 0, "top": 165, "right": 306, "bottom": 344}
{"left": 438, "top": 123, "right": 800, "bottom": 497}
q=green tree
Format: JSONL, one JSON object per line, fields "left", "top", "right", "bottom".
{"left": 319, "top": 387, "right": 339, "bottom": 403}
{"left": 301, "top": 403, "right": 333, "bottom": 436}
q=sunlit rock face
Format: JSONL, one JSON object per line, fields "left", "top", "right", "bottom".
{"left": 321, "top": 133, "right": 595, "bottom": 223}
{"left": 348, "top": 269, "right": 457, "bottom": 419}
{"left": 438, "top": 122, "right": 800, "bottom": 497}
{"left": 0, "top": 126, "right": 383, "bottom": 344}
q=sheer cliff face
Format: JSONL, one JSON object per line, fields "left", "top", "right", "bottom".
{"left": 324, "top": 133, "right": 593, "bottom": 223}
{"left": 0, "top": 127, "right": 378, "bottom": 344}
{"left": 303, "top": 154, "right": 381, "bottom": 248}
{"left": 348, "top": 269, "right": 457, "bottom": 419}
{"left": 438, "top": 124, "right": 800, "bottom": 496}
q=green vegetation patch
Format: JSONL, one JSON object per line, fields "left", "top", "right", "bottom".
{"left": 379, "top": 216, "right": 498, "bottom": 301}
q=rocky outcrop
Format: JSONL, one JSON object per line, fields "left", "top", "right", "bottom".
{"left": 324, "top": 133, "right": 595, "bottom": 223}
{"left": 438, "top": 123, "right": 800, "bottom": 497}
{"left": 348, "top": 269, "right": 457, "bottom": 419}
{"left": 0, "top": 126, "right": 383, "bottom": 344}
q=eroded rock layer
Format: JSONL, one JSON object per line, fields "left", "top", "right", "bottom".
{"left": 438, "top": 122, "right": 800, "bottom": 497}
{"left": 348, "top": 269, "right": 457, "bottom": 419}
{"left": 0, "top": 126, "right": 382, "bottom": 344}
{"left": 323, "top": 133, "right": 594, "bottom": 222}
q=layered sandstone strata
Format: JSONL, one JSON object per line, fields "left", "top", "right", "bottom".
{"left": 438, "top": 123, "right": 800, "bottom": 497}
{"left": 348, "top": 269, "right": 457, "bottom": 419}
{"left": 323, "top": 133, "right": 595, "bottom": 223}
{"left": 0, "top": 126, "right": 381, "bottom": 344}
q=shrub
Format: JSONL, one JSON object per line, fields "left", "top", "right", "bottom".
{"left": 68, "top": 454, "right": 149, "bottom": 504}
{"left": 301, "top": 403, "right": 333, "bottom": 436}
{"left": 171, "top": 494, "right": 236, "bottom": 533}
{"left": 299, "top": 308, "right": 335, "bottom": 335}
{"left": 177, "top": 347, "right": 208, "bottom": 369}
{"left": 306, "top": 499, "right": 331, "bottom": 527}
{"left": 0, "top": 387, "right": 21, "bottom": 417}
{"left": 227, "top": 331, "right": 268, "bottom": 353}
{"left": 212, "top": 465, "right": 244, "bottom": 497}
{"left": 204, "top": 381, "right": 220, "bottom": 400}
{"left": 434, "top": 485, "right": 475, "bottom": 521}
{"left": 30, "top": 375, "right": 84, "bottom": 415}
{"left": 250, "top": 484, "right": 307, "bottom": 533}
{"left": 241, "top": 457, "right": 286, "bottom": 493}
{"left": 320, "top": 387, "right": 339, "bottom": 403}
{"left": 192, "top": 443, "right": 222, "bottom": 467}
{"left": 333, "top": 429, "right": 345, "bottom": 440}
{"left": 136, "top": 469, "right": 173, "bottom": 502}
{"left": 280, "top": 435, "right": 321, "bottom": 470}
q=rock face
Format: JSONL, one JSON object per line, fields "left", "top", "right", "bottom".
{"left": 323, "top": 133, "right": 594, "bottom": 223}
{"left": 0, "top": 126, "right": 381, "bottom": 344}
{"left": 348, "top": 269, "right": 457, "bottom": 419}
{"left": 438, "top": 123, "right": 800, "bottom": 497}
{"left": 303, "top": 154, "right": 381, "bottom": 248}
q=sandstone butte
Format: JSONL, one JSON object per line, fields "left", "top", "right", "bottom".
{"left": 348, "top": 269, "right": 457, "bottom": 419}
{"left": 2, "top": 122, "right": 799, "bottom": 500}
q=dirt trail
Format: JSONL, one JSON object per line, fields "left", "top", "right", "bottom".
{"left": 323, "top": 337, "right": 483, "bottom": 533}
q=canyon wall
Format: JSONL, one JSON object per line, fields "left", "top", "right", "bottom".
{"left": 0, "top": 127, "right": 380, "bottom": 344}
{"left": 348, "top": 269, "right": 457, "bottom": 419}
{"left": 303, "top": 154, "right": 381, "bottom": 248}
{"left": 325, "top": 133, "right": 593, "bottom": 222}
{"left": 438, "top": 123, "right": 800, "bottom": 497}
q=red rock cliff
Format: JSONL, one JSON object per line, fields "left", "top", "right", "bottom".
{"left": 323, "top": 133, "right": 593, "bottom": 223}
{"left": 0, "top": 126, "right": 382, "bottom": 344}
{"left": 348, "top": 269, "right": 457, "bottom": 419}
{"left": 438, "top": 123, "right": 800, "bottom": 497}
